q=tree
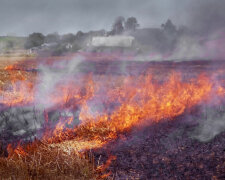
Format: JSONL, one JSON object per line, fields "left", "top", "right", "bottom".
{"left": 71, "top": 43, "right": 81, "bottom": 52}
{"left": 161, "top": 19, "right": 178, "bottom": 52}
{"left": 161, "top": 19, "right": 177, "bottom": 34}
{"left": 125, "top": 17, "right": 139, "bottom": 31}
{"left": 6, "top": 40, "right": 14, "bottom": 49}
{"left": 24, "top": 33, "right": 45, "bottom": 49}
{"left": 51, "top": 44, "right": 67, "bottom": 56}
{"left": 76, "top": 31, "right": 85, "bottom": 39}
{"left": 61, "top": 33, "right": 76, "bottom": 44}
{"left": 177, "top": 25, "right": 190, "bottom": 35}
{"left": 111, "top": 16, "right": 125, "bottom": 35}
{"left": 45, "top": 32, "right": 60, "bottom": 43}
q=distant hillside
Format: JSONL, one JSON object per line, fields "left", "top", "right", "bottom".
{"left": 0, "top": 36, "right": 27, "bottom": 51}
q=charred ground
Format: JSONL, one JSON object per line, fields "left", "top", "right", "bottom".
{"left": 0, "top": 58, "right": 225, "bottom": 179}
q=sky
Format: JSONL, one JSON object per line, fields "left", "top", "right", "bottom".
{"left": 0, "top": 0, "right": 224, "bottom": 36}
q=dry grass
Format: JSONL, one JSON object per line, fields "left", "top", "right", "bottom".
{"left": 0, "top": 57, "right": 115, "bottom": 179}
{"left": 0, "top": 56, "right": 33, "bottom": 69}
{"left": 0, "top": 57, "right": 36, "bottom": 91}
{"left": 0, "top": 57, "right": 99, "bottom": 179}
{"left": 0, "top": 141, "right": 98, "bottom": 179}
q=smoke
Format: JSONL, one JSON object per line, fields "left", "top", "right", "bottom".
{"left": 132, "top": 29, "right": 225, "bottom": 61}
{"left": 171, "top": 1, "right": 225, "bottom": 60}
{"left": 178, "top": 1, "right": 225, "bottom": 140}
{"left": 0, "top": 106, "right": 44, "bottom": 144}
{"left": 0, "top": 56, "right": 87, "bottom": 144}
{"left": 187, "top": 0, "right": 225, "bottom": 35}
{"left": 35, "top": 55, "right": 84, "bottom": 108}
{"left": 120, "top": 0, "right": 225, "bottom": 61}
{"left": 192, "top": 106, "right": 225, "bottom": 142}
{"left": 168, "top": 31, "right": 225, "bottom": 60}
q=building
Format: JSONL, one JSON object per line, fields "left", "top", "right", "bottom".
{"left": 91, "top": 35, "right": 134, "bottom": 47}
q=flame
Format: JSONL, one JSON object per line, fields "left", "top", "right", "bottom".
{"left": 1, "top": 65, "right": 222, "bottom": 144}
{"left": 97, "top": 155, "right": 116, "bottom": 178}
{"left": 48, "top": 74, "right": 95, "bottom": 108}
{"left": 2, "top": 59, "right": 225, "bottom": 169}
{"left": 3, "top": 58, "right": 225, "bottom": 177}
{"left": 7, "top": 143, "right": 28, "bottom": 158}
{"left": 4, "top": 65, "right": 14, "bottom": 71}
{"left": 35, "top": 70, "right": 219, "bottom": 149}
{"left": 0, "top": 64, "right": 35, "bottom": 106}
{"left": 78, "top": 73, "right": 213, "bottom": 133}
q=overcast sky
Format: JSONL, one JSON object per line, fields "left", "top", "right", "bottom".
{"left": 0, "top": 0, "right": 224, "bottom": 36}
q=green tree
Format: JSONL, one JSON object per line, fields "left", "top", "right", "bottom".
{"left": 161, "top": 19, "right": 177, "bottom": 34}
{"left": 111, "top": 16, "right": 125, "bottom": 35}
{"left": 61, "top": 33, "right": 76, "bottom": 44}
{"left": 125, "top": 17, "right": 139, "bottom": 31}
{"left": 45, "top": 32, "right": 60, "bottom": 43}
{"left": 24, "top": 33, "right": 45, "bottom": 49}
{"left": 6, "top": 40, "right": 14, "bottom": 49}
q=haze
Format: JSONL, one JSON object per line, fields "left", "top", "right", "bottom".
{"left": 0, "top": 0, "right": 197, "bottom": 36}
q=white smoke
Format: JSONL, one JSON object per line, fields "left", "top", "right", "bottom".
{"left": 192, "top": 106, "right": 225, "bottom": 142}
{"left": 35, "top": 55, "right": 84, "bottom": 109}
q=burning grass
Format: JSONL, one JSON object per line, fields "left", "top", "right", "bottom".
{"left": 0, "top": 57, "right": 225, "bottom": 179}
{"left": 0, "top": 141, "right": 98, "bottom": 179}
{"left": 0, "top": 58, "right": 108, "bottom": 179}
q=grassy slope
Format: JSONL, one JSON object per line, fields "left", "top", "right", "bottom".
{"left": 0, "top": 57, "right": 103, "bottom": 179}
{"left": 0, "top": 36, "right": 26, "bottom": 50}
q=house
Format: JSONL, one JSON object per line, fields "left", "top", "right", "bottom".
{"left": 91, "top": 35, "right": 135, "bottom": 47}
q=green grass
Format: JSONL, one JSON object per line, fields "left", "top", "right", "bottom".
{"left": 0, "top": 36, "right": 27, "bottom": 50}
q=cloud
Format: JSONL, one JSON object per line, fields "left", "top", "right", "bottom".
{"left": 186, "top": 0, "right": 225, "bottom": 34}
{"left": 0, "top": 0, "right": 189, "bottom": 35}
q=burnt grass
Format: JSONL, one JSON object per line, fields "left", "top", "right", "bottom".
{"left": 94, "top": 116, "right": 225, "bottom": 180}
{"left": 89, "top": 59, "right": 225, "bottom": 180}
{"left": 1, "top": 59, "right": 225, "bottom": 179}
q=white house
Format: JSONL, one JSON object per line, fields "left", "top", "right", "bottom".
{"left": 91, "top": 35, "right": 134, "bottom": 47}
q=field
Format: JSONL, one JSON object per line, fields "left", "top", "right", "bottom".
{"left": 0, "top": 56, "right": 225, "bottom": 179}
{"left": 2, "top": 57, "right": 111, "bottom": 178}
{"left": 0, "top": 36, "right": 26, "bottom": 50}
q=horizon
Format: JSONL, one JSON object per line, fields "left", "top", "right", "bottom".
{"left": 0, "top": 0, "right": 198, "bottom": 36}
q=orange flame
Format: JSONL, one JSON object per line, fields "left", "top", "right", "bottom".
{"left": 0, "top": 67, "right": 35, "bottom": 106}
{"left": 2, "top": 61, "right": 225, "bottom": 163}
{"left": 78, "top": 73, "right": 213, "bottom": 136}
{"left": 2, "top": 69, "right": 223, "bottom": 145}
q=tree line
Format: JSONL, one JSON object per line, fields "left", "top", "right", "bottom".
{"left": 24, "top": 16, "right": 187, "bottom": 55}
{"left": 24, "top": 16, "right": 140, "bottom": 49}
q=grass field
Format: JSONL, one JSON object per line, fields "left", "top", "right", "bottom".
{"left": 0, "top": 36, "right": 26, "bottom": 50}
{"left": 1, "top": 57, "right": 225, "bottom": 179}
{"left": 0, "top": 57, "right": 108, "bottom": 179}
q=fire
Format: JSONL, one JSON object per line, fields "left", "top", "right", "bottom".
{"left": 0, "top": 69, "right": 35, "bottom": 106}
{"left": 97, "top": 155, "right": 117, "bottom": 178}
{"left": 2, "top": 58, "right": 225, "bottom": 178}
{"left": 7, "top": 143, "right": 28, "bottom": 158}
{"left": 77, "top": 72, "right": 214, "bottom": 139}
{"left": 4, "top": 65, "right": 14, "bottom": 71}
{"left": 1, "top": 64, "right": 223, "bottom": 144}
{"left": 2, "top": 59, "right": 225, "bottom": 176}
{"left": 37, "top": 71, "right": 218, "bottom": 146}
{"left": 48, "top": 74, "right": 95, "bottom": 108}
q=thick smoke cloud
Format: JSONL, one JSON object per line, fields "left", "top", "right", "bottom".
{"left": 0, "top": 0, "right": 193, "bottom": 35}
{"left": 1, "top": 0, "right": 225, "bottom": 144}
{"left": 1, "top": 0, "right": 225, "bottom": 37}
{"left": 192, "top": 106, "right": 225, "bottom": 142}
{"left": 36, "top": 56, "right": 83, "bottom": 108}
{"left": 134, "top": 0, "right": 225, "bottom": 61}
{"left": 187, "top": 0, "right": 225, "bottom": 35}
